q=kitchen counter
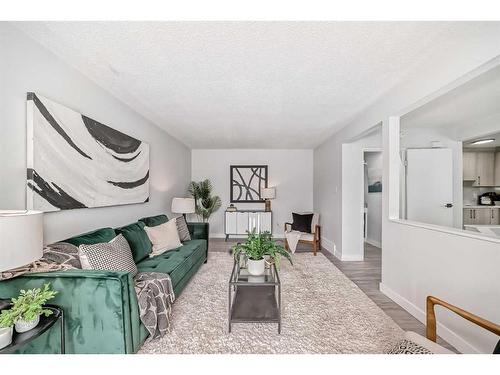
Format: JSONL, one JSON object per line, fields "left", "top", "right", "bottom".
{"left": 463, "top": 205, "right": 500, "bottom": 209}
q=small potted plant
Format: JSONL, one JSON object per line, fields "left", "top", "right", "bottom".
{"left": 1, "top": 283, "right": 57, "bottom": 334}
{"left": 233, "top": 230, "right": 292, "bottom": 276}
{"left": 0, "top": 309, "right": 15, "bottom": 349}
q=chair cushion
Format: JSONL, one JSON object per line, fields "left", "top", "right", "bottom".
{"left": 65, "top": 227, "right": 116, "bottom": 246}
{"left": 136, "top": 239, "right": 206, "bottom": 286}
{"left": 292, "top": 213, "right": 314, "bottom": 233}
{"left": 387, "top": 331, "right": 454, "bottom": 354}
{"left": 139, "top": 214, "right": 168, "bottom": 227}
{"left": 115, "top": 221, "right": 152, "bottom": 263}
{"left": 299, "top": 233, "right": 314, "bottom": 241}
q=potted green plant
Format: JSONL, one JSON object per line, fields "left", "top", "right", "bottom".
{"left": 1, "top": 283, "right": 57, "bottom": 334}
{"left": 233, "top": 230, "right": 292, "bottom": 276}
{"left": 0, "top": 309, "right": 15, "bottom": 349}
{"left": 188, "top": 179, "right": 222, "bottom": 222}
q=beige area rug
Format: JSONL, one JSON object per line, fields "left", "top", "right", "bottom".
{"left": 139, "top": 252, "right": 403, "bottom": 354}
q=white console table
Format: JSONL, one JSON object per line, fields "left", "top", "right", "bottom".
{"left": 224, "top": 210, "right": 272, "bottom": 241}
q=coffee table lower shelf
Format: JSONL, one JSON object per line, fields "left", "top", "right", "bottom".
{"left": 228, "top": 285, "right": 281, "bottom": 333}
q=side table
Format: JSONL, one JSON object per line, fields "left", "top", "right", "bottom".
{"left": 0, "top": 300, "right": 64, "bottom": 354}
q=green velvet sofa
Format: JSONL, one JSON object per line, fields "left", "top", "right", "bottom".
{"left": 0, "top": 214, "right": 209, "bottom": 354}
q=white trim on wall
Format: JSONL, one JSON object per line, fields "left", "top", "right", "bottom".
{"left": 379, "top": 283, "right": 480, "bottom": 354}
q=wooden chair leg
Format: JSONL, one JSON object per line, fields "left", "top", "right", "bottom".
{"left": 312, "top": 240, "right": 317, "bottom": 256}
{"left": 285, "top": 238, "right": 289, "bottom": 251}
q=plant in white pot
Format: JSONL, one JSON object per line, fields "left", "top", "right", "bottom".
{"left": 0, "top": 308, "right": 15, "bottom": 349}
{"left": 233, "top": 230, "right": 292, "bottom": 276}
{"left": 1, "top": 283, "right": 57, "bottom": 334}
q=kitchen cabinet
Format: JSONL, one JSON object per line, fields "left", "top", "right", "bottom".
{"left": 474, "top": 152, "right": 495, "bottom": 186}
{"left": 463, "top": 151, "right": 495, "bottom": 186}
{"left": 491, "top": 207, "right": 500, "bottom": 225}
{"left": 225, "top": 210, "right": 272, "bottom": 240}
{"left": 463, "top": 207, "right": 500, "bottom": 225}
{"left": 463, "top": 152, "right": 477, "bottom": 181}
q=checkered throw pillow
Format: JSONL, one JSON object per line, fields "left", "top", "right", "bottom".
{"left": 79, "top": 234, "right": 138, "bottom": 276}
{"left": 176, "top": 216, "right": 191, "bottom": 242}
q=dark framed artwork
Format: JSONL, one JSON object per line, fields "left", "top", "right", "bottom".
{"left": 230, "top": 165, "right": 268, "bottom": 203}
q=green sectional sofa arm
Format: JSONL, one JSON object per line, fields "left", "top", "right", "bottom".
{"left": 187, "top": 222, "right": 209, "bottom": 262}
{"left": 0, "top": 269, "right": 141, "bottom": 354}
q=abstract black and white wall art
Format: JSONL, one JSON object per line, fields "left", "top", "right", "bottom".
{"left": 230, "top": 165, "right": 268, "bottom": 203}
{"left": 26, "top": 92, "right": 150, "bottom": 212}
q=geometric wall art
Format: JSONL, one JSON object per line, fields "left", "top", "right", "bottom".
{"left": 230, "top": 165, "right": 268, "bottom": 203}
{"left": 26, "top": 92, "right": 150, "bottom": 212}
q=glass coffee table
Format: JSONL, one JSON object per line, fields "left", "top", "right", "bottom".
{"left": 228, "top": 257, "right": 281, "bottom": 333}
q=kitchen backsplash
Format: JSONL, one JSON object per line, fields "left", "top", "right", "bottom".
{"left": 463, "top": 185, "right": 500, "bottom": 205}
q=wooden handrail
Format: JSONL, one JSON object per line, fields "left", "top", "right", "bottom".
{"left": 426, "top": 296, "right": 500, "bottom": 342}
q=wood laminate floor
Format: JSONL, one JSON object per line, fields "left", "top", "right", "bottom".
{"left": 209, "top": 238, "right": 456, "bottom": 352}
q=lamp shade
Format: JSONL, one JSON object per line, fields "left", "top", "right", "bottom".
{"left": 171, "top": 198, "right": 195, "bottom": 214}
{"left": 261, "top": 187, "right": 276, "bottom": 199}
{"left": 0, "top": 210, "right": 43, "bottom": 272}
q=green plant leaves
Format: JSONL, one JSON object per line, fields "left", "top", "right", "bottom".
{"left": 0, "top": 283, "right": 57, "bottom": 326}
{"left": 188, "top": 179, "right": 221, "bottom": 222}
{"left": 233, "top": 229, "right": 293, "bottom": 268}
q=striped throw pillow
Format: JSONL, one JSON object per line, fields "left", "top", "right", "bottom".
{"left": 176, "top": 216, "right": 191, "bottom": 242}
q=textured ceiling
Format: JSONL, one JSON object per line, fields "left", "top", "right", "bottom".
{"left": 13, "top": 22, "right": 500, "bottom": 148}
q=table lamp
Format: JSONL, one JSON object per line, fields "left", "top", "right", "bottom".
{"left": 171, "top": 198, "right": 196, "bottom": 220}
{"left": 261, "top": 187, "right": 276, "bottom": 212}
{"left": 0, "top": 210, "right": 43, "bottom": 273}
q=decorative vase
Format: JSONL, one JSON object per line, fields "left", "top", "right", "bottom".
{"left": 0, "top": 327, "right": 13, "bottom": 349}
{"left": 247, "top": 258, "right": 265, "bottom": 276}
{"left": 15, "top": 315, "right": 40, "bottom": 333}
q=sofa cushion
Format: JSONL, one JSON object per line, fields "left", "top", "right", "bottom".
{"left": 139, "top": 214, "right": 168, "bottom": 227}
{"left": 136, "top": 239, "right": 206, "bottom": 286}
{"left": 144, "top": 218, "right": 182, "bottom": 257}
{"left": 115, "top": 221, "right": 152, "bottom": 263}
{"left": 65, "top": 227, "right": 116, "bottom": 247}
{"left": 78, "top": 234, "right": 138, "bottom": 277}
{"left": 176, "top": 216, "right": 191, "bottom": 242}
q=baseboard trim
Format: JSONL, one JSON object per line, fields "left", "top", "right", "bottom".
{"left": 321, "top": 237, "right": 335, "bottom": 254}
{"left": 341, "top": 254, "right": 364, "bottom": 261}
{"left": 365, "top": 238, "right": 381, "bottom": 248}
{"left": 379, "top": 283, "right": 480, "bottom": 353}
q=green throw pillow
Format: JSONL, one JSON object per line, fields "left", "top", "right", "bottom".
{"left": 139, "top": 214, "right": 168, "bottom": 227}
{"left": 64, "top": 227, "right": 116, "bottom": 247}
{"left": 115, "top": 221, "right": 152, "bottom": 263}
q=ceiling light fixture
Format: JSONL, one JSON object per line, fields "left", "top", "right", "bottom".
{"left": 470, "top": 138, "right": 495, "bottom": 145}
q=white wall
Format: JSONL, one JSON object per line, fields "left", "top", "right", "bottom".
{"left": 314, "top": 26, "right": 500, "bottom": 353}
{"left": 191, "top": 149, "right": 313, "bottom": 237}
{"left": 0, "top": 23, "right": 191, "bottom": 244}
{"left": 364, "top": 152, "right": 382, "bottom": 248}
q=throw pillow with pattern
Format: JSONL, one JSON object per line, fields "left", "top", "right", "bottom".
{"left": 387, "top": 339, "right": 433, "bottom": 354}
{"left": 78, "top": 234, "right": 138, "bottom": 276}
{"left": 176, "top": 216, "right": 191, "bottom": 242}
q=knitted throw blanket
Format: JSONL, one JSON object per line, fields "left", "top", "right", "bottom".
{"left": 0, "top": 242, "right": 175, "bottom": 339}
{"left": 134, "top": 272, "right": 175, "bottom": 339}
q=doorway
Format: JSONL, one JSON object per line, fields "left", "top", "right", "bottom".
{"left": 364, "top": 151, "right": 383, "bottom": 249}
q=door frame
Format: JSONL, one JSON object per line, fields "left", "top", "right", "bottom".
{"left": 340, "top": 123, "right": 382, "bottom": 262}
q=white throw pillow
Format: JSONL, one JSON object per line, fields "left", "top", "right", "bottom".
{"left": 144, "top": 218, "right": 182, "bottom": 257}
